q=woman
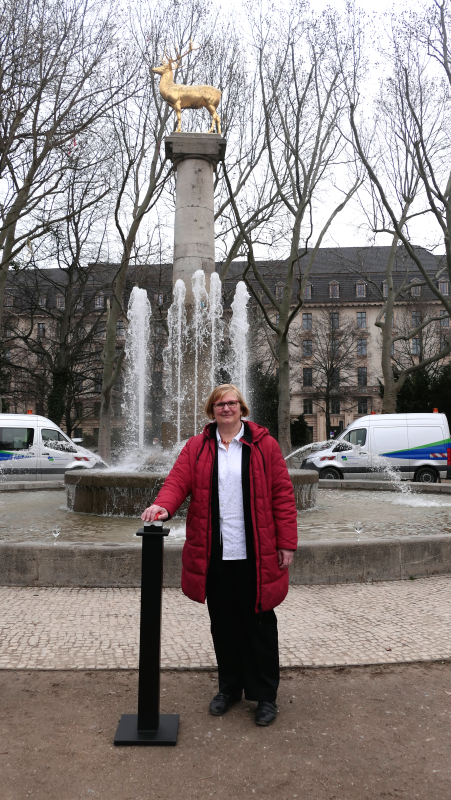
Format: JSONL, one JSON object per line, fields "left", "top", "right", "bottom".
{"left": 141, "top": 384, "right": 297, "bottom": 726}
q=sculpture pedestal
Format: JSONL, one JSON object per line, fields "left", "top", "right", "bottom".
{"left": 165, "top": 133, "right": 226, "bottom": 303}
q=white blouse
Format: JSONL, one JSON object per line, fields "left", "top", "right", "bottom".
{"left": 216, "top": 423, "right": 247, "bottom": 560}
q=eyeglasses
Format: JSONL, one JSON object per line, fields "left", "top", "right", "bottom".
{"left": 213, "top": 400, "right": 239, "bottom": 410}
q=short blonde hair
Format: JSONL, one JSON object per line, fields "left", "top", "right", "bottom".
{"left": 205, "top": 384, "right": 250, "bottom": 420}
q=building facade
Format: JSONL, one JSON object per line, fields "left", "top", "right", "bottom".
{"left": 1, "top": 247, "right": 449, "bottom": 447}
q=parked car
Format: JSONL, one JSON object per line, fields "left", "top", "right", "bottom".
{"left": 301, "top": 413, "right": 451, "bottom": 483}
{"left": 0, "top": 413, "right": 107, "bottom": 481}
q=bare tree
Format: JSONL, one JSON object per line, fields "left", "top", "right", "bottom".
{"left": 293, "top": 307, "right": 360, "bottom": 437}
{"left": 0, "top": 0, "right": 125, "bottom": 329}
{"left": 0, "top": 157, "right": 112, "bottom": 429}
{"left": 391, "top": 296, "right": 450, "bottom": 375}
{"left": 347, "top": 1, "right": 451, "bottom": 411}
{"left": 224, "top": 5, "right": 362, "bottom": 454}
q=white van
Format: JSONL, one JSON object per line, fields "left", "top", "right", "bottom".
{"left": 301, "top": 413, "right": 451, "bottom": 483}
{"left": 0, "top": 413, "right": 107, "bottom": 481}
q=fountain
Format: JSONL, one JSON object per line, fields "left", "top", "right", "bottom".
{"left": 229, "top": 281, "right": 250, "bottom": 398}
{"left": 123, "top": 287, "right": 152, "bottom": 451}
{"left": 66, "top": 267, "right": 318, "bottom": 515}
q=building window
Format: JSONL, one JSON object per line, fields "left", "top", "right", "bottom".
{"left": 38, "top": 296, "right": 46, "bottom": 308}
{"left": 356, "top": 282, "right": 366, "bottom": 297}
{"left": 302, "top": 339, "right": 313, "bottom": 357}
{"left": 116, "top": 320, "right": 125, "bottom": 337}
{"left": 391, "top": 342, "right": 395, "bottom": 356}
{"left": 5, "top": 327, "right": 13, "bottom": 338}
{"left": 357, "top": 366, "right": 367, "bottom": 387}
{"left": 331, "top": 398, "right": 340, "bottom": 414}
{"left": 439, "top": 280, "right": 449, "bottom": 296}
{"left": 440, "top": 311, "right": 449, "bottom": 327}
{"left": 331, "top": 369, "right": 340, "bottom": 388}
{"left": 113, "top": 398, "right": 123, "bottom": 418}
{"left": 358, "top": 397, "right": 368, "bottom": 415}
{"left": 74, "top": 428, "right": 83, "bottom": 438}
{"left": 304, "top": 284, "right": 312, "bottom": 300}
{"left": 4, "top": 295, "right": 13, "bottom": 307}
{"left": 303, "top": 367, "right": 313, "bottom": 387}
{"left": 411, "top": 310, "right": 421, "bottom": 328}
{"left": 356, "top": 312, "right": 367, "bottom": 329}
{"left": 441, "top": 334, "right": 449, "bottom": 349}
{"left": 357, "top": 338, "right": 367, "bottom": 356}
{"left": 94, "top": 373, "right": 102, "bottom": 392}
{"left": 411, "top": 283, "right": 421, "bottom": 297}
{"left": 330, "top": 311, "right": 339, "bottom": 330}
{"left": 302, "top": 313, "right": 312, "bottom": 330}
{"left": 95, "top": 294, "right": 104, "bottom": 309}
{"left": 93, "top": 401, "right": 101, "bottom": 417}
{"left": 303, "top": 398, "right": 313, "bottom": 415}
{"left": 412, "top": 338, "right": 420, "bottom": 355}
{"left": 56, "top": 294, "right": 65, "bottom": 309}
{"left": 275, "top": 283, "right": 284, "bottom": 301}
{"left": 382, "top": 281, "right": 388, "bottom": 298}
{"left": 37, "top": 322, "right": 45, "bottom": 338}
{"left": 329, "top": 281, "right": 339, "bottom": 298}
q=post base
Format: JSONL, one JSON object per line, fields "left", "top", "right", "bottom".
{"left": 114, "top": 714, "right": 179, "bottom": 746}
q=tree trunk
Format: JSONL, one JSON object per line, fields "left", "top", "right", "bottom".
{"left": 277, "top": 332, "right": 291, "bottom": 456}
{"left": 325, "top": 393, "right": 331, "bottom": 441}
{"left": 47, "top": 369, "right": 70, "bottom": 427}
{"left": 380, "top": 233, "right": 401, "bottom": 413}
{"left": 98, "top": 385, "right": 112, "bottom": 463}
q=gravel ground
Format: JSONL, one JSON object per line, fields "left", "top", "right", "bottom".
{"left": 1, "top": 663, "right": 451, "bottom": 800}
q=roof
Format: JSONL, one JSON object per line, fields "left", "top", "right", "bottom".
{"left": 4, "top": 247, "right": 446, "bottom": 309}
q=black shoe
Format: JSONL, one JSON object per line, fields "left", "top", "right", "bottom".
{"left": 255, "top": 701, "right": 278, "bottom": 726}
{"left": 209, "top": 691, "right": 241, "bottom": 716}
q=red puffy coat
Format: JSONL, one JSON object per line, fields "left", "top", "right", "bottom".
{"left": 154, "top": 420, "right": 298, "bottom": 612}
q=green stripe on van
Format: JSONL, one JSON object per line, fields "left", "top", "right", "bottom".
{"left": 380, "top": 437, "right": 451, "bottom": 456}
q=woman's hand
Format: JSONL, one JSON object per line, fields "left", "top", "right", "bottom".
{"left": 141, "top": 504, "right": 168, "bottom": 522}
{"left": 278, "top": 549, "right": 294, "bottom": 569}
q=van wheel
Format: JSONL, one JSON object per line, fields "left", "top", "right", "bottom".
{"left": 320, "top": 467, "right": 341, "bottom": 480}
{"left": 415, "top": 467, "right": 438, "bottom": 484}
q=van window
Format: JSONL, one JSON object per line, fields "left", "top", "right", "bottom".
{"left": 0, "top": 427, "right": 34, "bottom": 451}
{"left": 41, "top": 429, "right": 77, "bottom": 453}
{"left": 343, "top": 428, "right": 367, "bottom": 446}
{"left": 373, "top": 427, "right": 408, "bottom": 455}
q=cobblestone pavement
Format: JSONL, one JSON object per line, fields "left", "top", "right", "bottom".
{"left": 0, "top": 576, "right": 450, "bottom": 670}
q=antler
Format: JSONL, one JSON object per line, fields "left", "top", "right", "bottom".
{"left": 160, "top": 39, "right": 200, "bottom": 68}
{"left": 173, "top": 39, "right": 200, "bottom": 66}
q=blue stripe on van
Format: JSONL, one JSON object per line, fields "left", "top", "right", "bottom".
{"left": 381, "top": 440, "right": 450, "bottom": 460}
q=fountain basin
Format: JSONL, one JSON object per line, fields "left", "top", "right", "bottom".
{"left": 2, "top": 534, "right": 451, "bottom": 588}
{"left": 65, "top": 468, "right": 319, "bottom": 516}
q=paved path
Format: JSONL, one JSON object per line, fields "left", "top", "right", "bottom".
{"left": 1, "top": 576, "right": 451, "bottom": 670}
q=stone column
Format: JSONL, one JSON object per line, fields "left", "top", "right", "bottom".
{"left": 162, "top": 133, "right": 227, "bottom": 446}
{"left": 165, "top": 133, "right": 226, "bottom": 302}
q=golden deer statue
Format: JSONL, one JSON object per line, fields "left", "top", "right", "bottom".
{"left": 152, "top": 40, "right": 221, "bottom": 134}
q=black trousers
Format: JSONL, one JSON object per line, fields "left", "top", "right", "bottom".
{"left": 206, "top": 558, "right": 279, "bottom": 703}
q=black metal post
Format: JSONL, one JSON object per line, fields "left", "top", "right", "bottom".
{"left": 114, "top": 520, "right": 179, "bottom": 746}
